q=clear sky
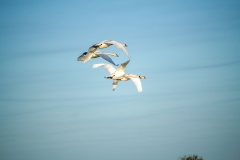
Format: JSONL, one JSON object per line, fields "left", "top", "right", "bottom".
{"left": 1, "top": 0, "right": 240, "bottom": 160}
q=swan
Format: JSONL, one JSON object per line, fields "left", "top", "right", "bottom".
{"left": 83, "top": 40, "right": 130, "bottom": 64}
{"left": 96, "top": 40, "right": 130, "bottom": 58}
{"left": 93, "top": 60, "right": 146, "bottom": 92}
{"left": 77, "top": 50, "right": 119, "bottom": 66}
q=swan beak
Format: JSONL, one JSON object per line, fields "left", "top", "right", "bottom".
{"left": 105, "top": 76, "right": 113, "bottom": 79}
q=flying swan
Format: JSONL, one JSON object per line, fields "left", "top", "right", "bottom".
{"left": 83, "top": 40, "right": 130, "bottom": 64}
{"left": 93, "top": 60, "right": 146, "bottom": 92}
{"left": 77, "top": 50, "right": 119, "bottom": 66}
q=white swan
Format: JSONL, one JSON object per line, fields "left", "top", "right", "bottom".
{"left": 83, "top": 40, "right": 130, "bottom": 64}
{"left": 96, "top": 40, "right": 130, "bottom": 58}
{"left": 93, "top": 60, "right": 146, "bottom": 92}
{"left": 77, "top": 50, "right": 119, "bottom": 66}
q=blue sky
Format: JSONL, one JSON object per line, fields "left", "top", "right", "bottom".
{"left": 0, "top": 0, "right": 240, "bottom": 160}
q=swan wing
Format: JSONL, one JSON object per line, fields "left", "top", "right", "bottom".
{"left": 116, "top": 60, "right": 130, "bottom": 72}
{"left": 98, "top": 54, "right": 118, "bottom": 66}
{"left": 95, "top": 50, "right": 118, "bottom": 57}
{"left": 94, "top": 50, "right": 102, "bottom": 54}
{"left": 83, "top": 45, "right": 98, "bottom": 63}
{"left": 130, "top": 78, "right": 142, "bottom": 92}
{"left": 83, "top": 52, "right": 93, "bottom": 63}
{"left": 88, "top": 45, "right": 98, "bottom": 52}
{"left": 112, "top": 80, "right": 119, "bottom": 91}
{"left": 120, "top": 59, "right": 130, "bottom": 69}
{"left": 93, "top": 64, "right": 116, "bottom": 74}
{"left": 101, "top": 40, "right": 130, "bottom": 58}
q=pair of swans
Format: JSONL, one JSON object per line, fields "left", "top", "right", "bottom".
{"left": 78, "top": 40, "right": 146, "bottom": 92}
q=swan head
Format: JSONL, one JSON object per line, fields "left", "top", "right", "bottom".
{"left": 104, "top": 76, "right": 112, "bottom": 79}
{"left": 104, "top": 75, "right": 115, "bottom": 79}
{"left": 139, "top": 76, "right": 146, "bottom": 79}
{"left": 96, "top": 43, "right": 111, "bottom": 49}
{"left": 122, "top": 43, "right": 127, "bottom": 47}
{"left": 112, "top": 53, "right": 119, "bottom": 57}
{"left": 77, "top": 52, "right": 87, "bottom": 61}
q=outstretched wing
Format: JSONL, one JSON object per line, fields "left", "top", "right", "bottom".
{"left": 101, "top": 40, "right": 130, "bottom": 58}
{"left": 98, "top": 54, "right": 118, "bottom": 66}
{"left": 130, "top": 78, "right": 142, "bottom": 92}
{"left": 83, "top": 52, "right": 92, "bottom": 63}
{"left": 83, "top": 45, "right": 99, "bottom": 63}
{"left": 116, "top": 60, "right": 130, "bottom": 73}
{"left": 112, "top": 80, "right": 119, "bottom": 91}
{"left": 93, "top": 64, "right": 116, "bottom": 74}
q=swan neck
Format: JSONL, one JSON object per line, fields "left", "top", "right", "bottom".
{"left": 105, "top": 53, "right": 118, "bottom": 57}
{"left": 125, "top": 74, "right": 146, "bottom": 79}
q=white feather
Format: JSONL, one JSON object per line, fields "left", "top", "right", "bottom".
{"left": 130, "top": 78, "right": 142, "bottom": 92}
{"left": 93, "top": 64, "right": 116, "bottom": 74}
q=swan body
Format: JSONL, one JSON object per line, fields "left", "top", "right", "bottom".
{"left": 110, "top": 74, "right": 146, "bottom": 92}
{"left": 83, "top": 40, "right": 130, "bottom": 64}
{"left": 94, "top": 60, "right": 130, "bottom": 80}
{"left": 77, "top": 50, "right": 119, "bottom": 66}
{"left": 93, "top": 60, "right": 146, "bottom": 92}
